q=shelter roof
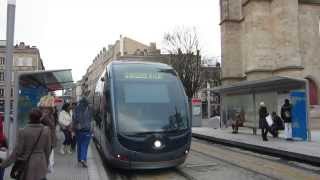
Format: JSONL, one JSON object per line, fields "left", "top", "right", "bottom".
{"left": 214, "top": 76, "right": 306, "bottom": 94}
{"left": 18, "top": 69, "right": 73, "bottom": 91}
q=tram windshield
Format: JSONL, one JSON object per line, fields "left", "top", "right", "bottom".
{"left": 113, "top": 64, "right": 189, "bottom": 134}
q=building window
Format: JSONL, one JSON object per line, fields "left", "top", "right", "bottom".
{"left": 0, "top": 72, "right": 4, "bottom": 81}
{"left": 11, "top": 88, "right": 13, "bottom": 97}
{"left": 0, "top": 89, "right": 3, "bottom": 97}
{"left": 0, "top": 57, "right": 4, "bottom": 65}
{"left": 15, "top": 57, "right": 33, "bottom": 66}
{"left": 0, "top": 100, "right": 4, "bottom": 112}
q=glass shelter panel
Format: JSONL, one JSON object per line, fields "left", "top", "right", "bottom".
{"left": 255, "top": 92, "right": 278, "bottom": 118}
{"left": 222, "top": 94, "right": 254, "bottom": 128}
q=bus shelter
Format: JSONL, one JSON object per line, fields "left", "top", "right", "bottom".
{"left": 7, "top": 69, "right": 73, "bottom": 151}
{"left": 216, "top": 76, "right": 310, "bottom": 141}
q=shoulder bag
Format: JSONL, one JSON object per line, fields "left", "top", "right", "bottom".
{"left": 10, "top": 127, "right": 44, "bottom": 179}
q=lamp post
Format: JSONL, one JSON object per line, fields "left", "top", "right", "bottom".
{"left": 5, "top": 0, "right": 16, "bottom": 152}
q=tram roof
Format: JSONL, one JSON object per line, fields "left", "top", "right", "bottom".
{"left": 110, "top": 60, "right": 172, "bottom": 68}
{"left": 18, "top": 69, "right": 74, "bottom": 91}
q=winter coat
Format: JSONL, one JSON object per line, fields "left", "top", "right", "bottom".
{"left": 273, "top": 115, "right": 284, "bottom": 130}
{"left": 58, "top": 110, "right": 72, "bottom": 129}
{"left": 0, "top": 124, "right": 51, "bottom": 180}
{"left": 281, "top": 103, "right": 292, "bottom": 123}
{"left": 73, "top": 99, "right": 93, "bottom": 131}
{"left": 41, "top": 114, "right": 57, "bottom": 148}
{"left": 259, "top": 106, "right": 268, "bottom": 129}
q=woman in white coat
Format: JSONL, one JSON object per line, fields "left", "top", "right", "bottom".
{"left": 58, "top": 103, "right": 73, "bottom": 154}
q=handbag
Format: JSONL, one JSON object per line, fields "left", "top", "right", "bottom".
{"left": 265, "top": 114, "right": 274, "bottom": 127}
{"left": 10, "top": 127, "right": 44, "bottom": 179}
{"left": 0, "top": 149, "right": 7, "bottom": 160}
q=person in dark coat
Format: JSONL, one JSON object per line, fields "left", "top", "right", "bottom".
{"left": 73, "top": 98, "right": 93, "bottom": 168}
{"left": 0, "top": 109, "right": 52, "bottom": 180}
{"left": 40, "top": 107, "right": 57, "bottom": 148}
{"left": 281, "top": 99, "right": 293, "bottom": 140}
{"left": 40, "top": 106, "right": 57, "bottom": 173}
{"left": 271, "top": 112, "right": 284, "bottom": 138}
{"left": 70, "top": 102, "right": 77, "bottom": 152}
{"left": 259, "top": 102, "right": 270, "bottom": 141}
{"left": 232, "top": 110, "right": 245, "bottom": 134}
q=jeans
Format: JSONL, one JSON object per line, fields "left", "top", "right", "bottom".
{"left": 76, "top": 130, "right": 91, "bottom": 161}
{"left": 62, "top": 129, "right": 72, "bottom": 146}
{"left": 284, "top": 122, "right": 292, "bottom": 139}
{"left": 0, "top": 168, "right": 4, "bottom": 180}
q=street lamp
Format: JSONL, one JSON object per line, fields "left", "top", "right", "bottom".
{"left": 5, "top": 0, "right": 16, "bottom": 153}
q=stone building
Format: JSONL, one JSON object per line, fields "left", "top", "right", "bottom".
{"left": 0, "top": 41, "right": 45, "bottom": 112}
{"left": 220, "top": 0, "right": 320, "bottom": 128}
{"left": 81, "top": 36, "right": 168, "bottom": 97}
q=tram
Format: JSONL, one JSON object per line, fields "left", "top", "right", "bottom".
{"left": 92, "top": 61, "right": 191, "bottom": 169}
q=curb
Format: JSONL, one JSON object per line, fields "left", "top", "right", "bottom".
{"left": 192, "top": 133, "right": 320, "bottom": 166}
{"left": 88, "top": 144, "right": 109, "bottom": 180}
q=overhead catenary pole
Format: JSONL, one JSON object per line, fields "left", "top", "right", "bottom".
{"left": 5, "top": 0, "right": 16, "bottom": 152}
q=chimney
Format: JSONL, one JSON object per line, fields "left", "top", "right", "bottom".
{"left": 120, "top": 35, "right": 124, "bottom": 56}
{"left": 19, "top": 42, "right": 25, "bottom": 48}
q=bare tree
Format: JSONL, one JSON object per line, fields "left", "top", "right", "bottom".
{"left": 163, "top": 27, "right": 203, "bottom": 99}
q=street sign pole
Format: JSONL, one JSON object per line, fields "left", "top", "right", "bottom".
{"left": 5, "top": 0, "right": 16, "bottom": 152}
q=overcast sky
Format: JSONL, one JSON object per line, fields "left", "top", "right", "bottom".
{"left": 0, "top": 0, "right": 221, "bottom": 81}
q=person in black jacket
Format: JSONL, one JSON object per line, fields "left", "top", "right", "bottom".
{"left": 271, "top": 112, "right": 284, "bottom": 138}
{"left": 259, "top": 102, "right": 270, "bottom": 141}
{"left": 281, "top": 99, "right": 293, "bottom": 140}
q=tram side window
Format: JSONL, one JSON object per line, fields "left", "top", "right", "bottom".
{"left": 93, "top": 93, "right": 102, "bottom": 128}
{"left": 104, "top": 85, "right": 113, "bottom": 140}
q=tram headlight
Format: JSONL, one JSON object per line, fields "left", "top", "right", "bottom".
{"left": 115, "top": 154, "right": 129, "bottom": 161}
{"left": 154, "top": 140, "right": 162, "bottom": 148}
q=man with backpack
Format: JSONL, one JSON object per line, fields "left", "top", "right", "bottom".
{"left": 72, "top": 98, "right": 93, "bottom": 168}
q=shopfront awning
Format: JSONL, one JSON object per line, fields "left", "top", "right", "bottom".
{"left": 18, "top": 69, "right": 74, "bottom": 91}
{"left": 214, "top": 76, "right": 307, "bottom": 94}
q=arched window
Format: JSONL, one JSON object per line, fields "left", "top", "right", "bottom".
{"left": 306, "top": 78, "right": 318, "bottom": 105}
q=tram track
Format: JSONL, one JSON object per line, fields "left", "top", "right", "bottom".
{"left": 94, "top": 138, "right": 320, "bottom": 180}
{"left": 189, "top": 139, "right": 320, "bottom": 180}
{"left": 192, "top": 138, "right": 320, "bottom": 174}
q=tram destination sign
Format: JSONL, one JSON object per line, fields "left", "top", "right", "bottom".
{"left": 124, "top": 72, "right": 164, "bottom": 80}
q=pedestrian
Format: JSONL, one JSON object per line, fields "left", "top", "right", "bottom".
{"left": 281, "top": 99, "right": 293, "bottom": 140}
{"left": 270, "top": 112, "right": 284, "bottom": 138}
{"left": 73, "top": 98, "right": 93, "bottom": 168}
{"left": 38, "top": 95, "right": 57, "bottom": 173}
{"left": 70, "top": 102, "right": 77, "bottom": 152}
{"left": 0, "top": 115, "right": 7, "bottom": 180}
{"left": 259, "top": 102, "right": 270, "bottom": 141}
{"left": 58, "top": 103, "right": 73, "bottom": 154}
{"left": 231, "top": 110, "right": 244, "bottom": 134}
{"left": 53, "top": 106, "right": 59, "bottom": 127}
{"left": 0, "top": 109, "right": 51, "bottom": 180}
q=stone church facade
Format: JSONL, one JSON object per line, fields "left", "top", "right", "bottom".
{"left": 220, "top": 0, "right": 320, "bottom": 105}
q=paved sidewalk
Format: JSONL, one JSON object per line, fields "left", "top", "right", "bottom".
{"left": 192, "top": 127, "right": 320, "bottom": 165}
{"left": 4, "top": 143, "right": 108, "bottom": 180}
